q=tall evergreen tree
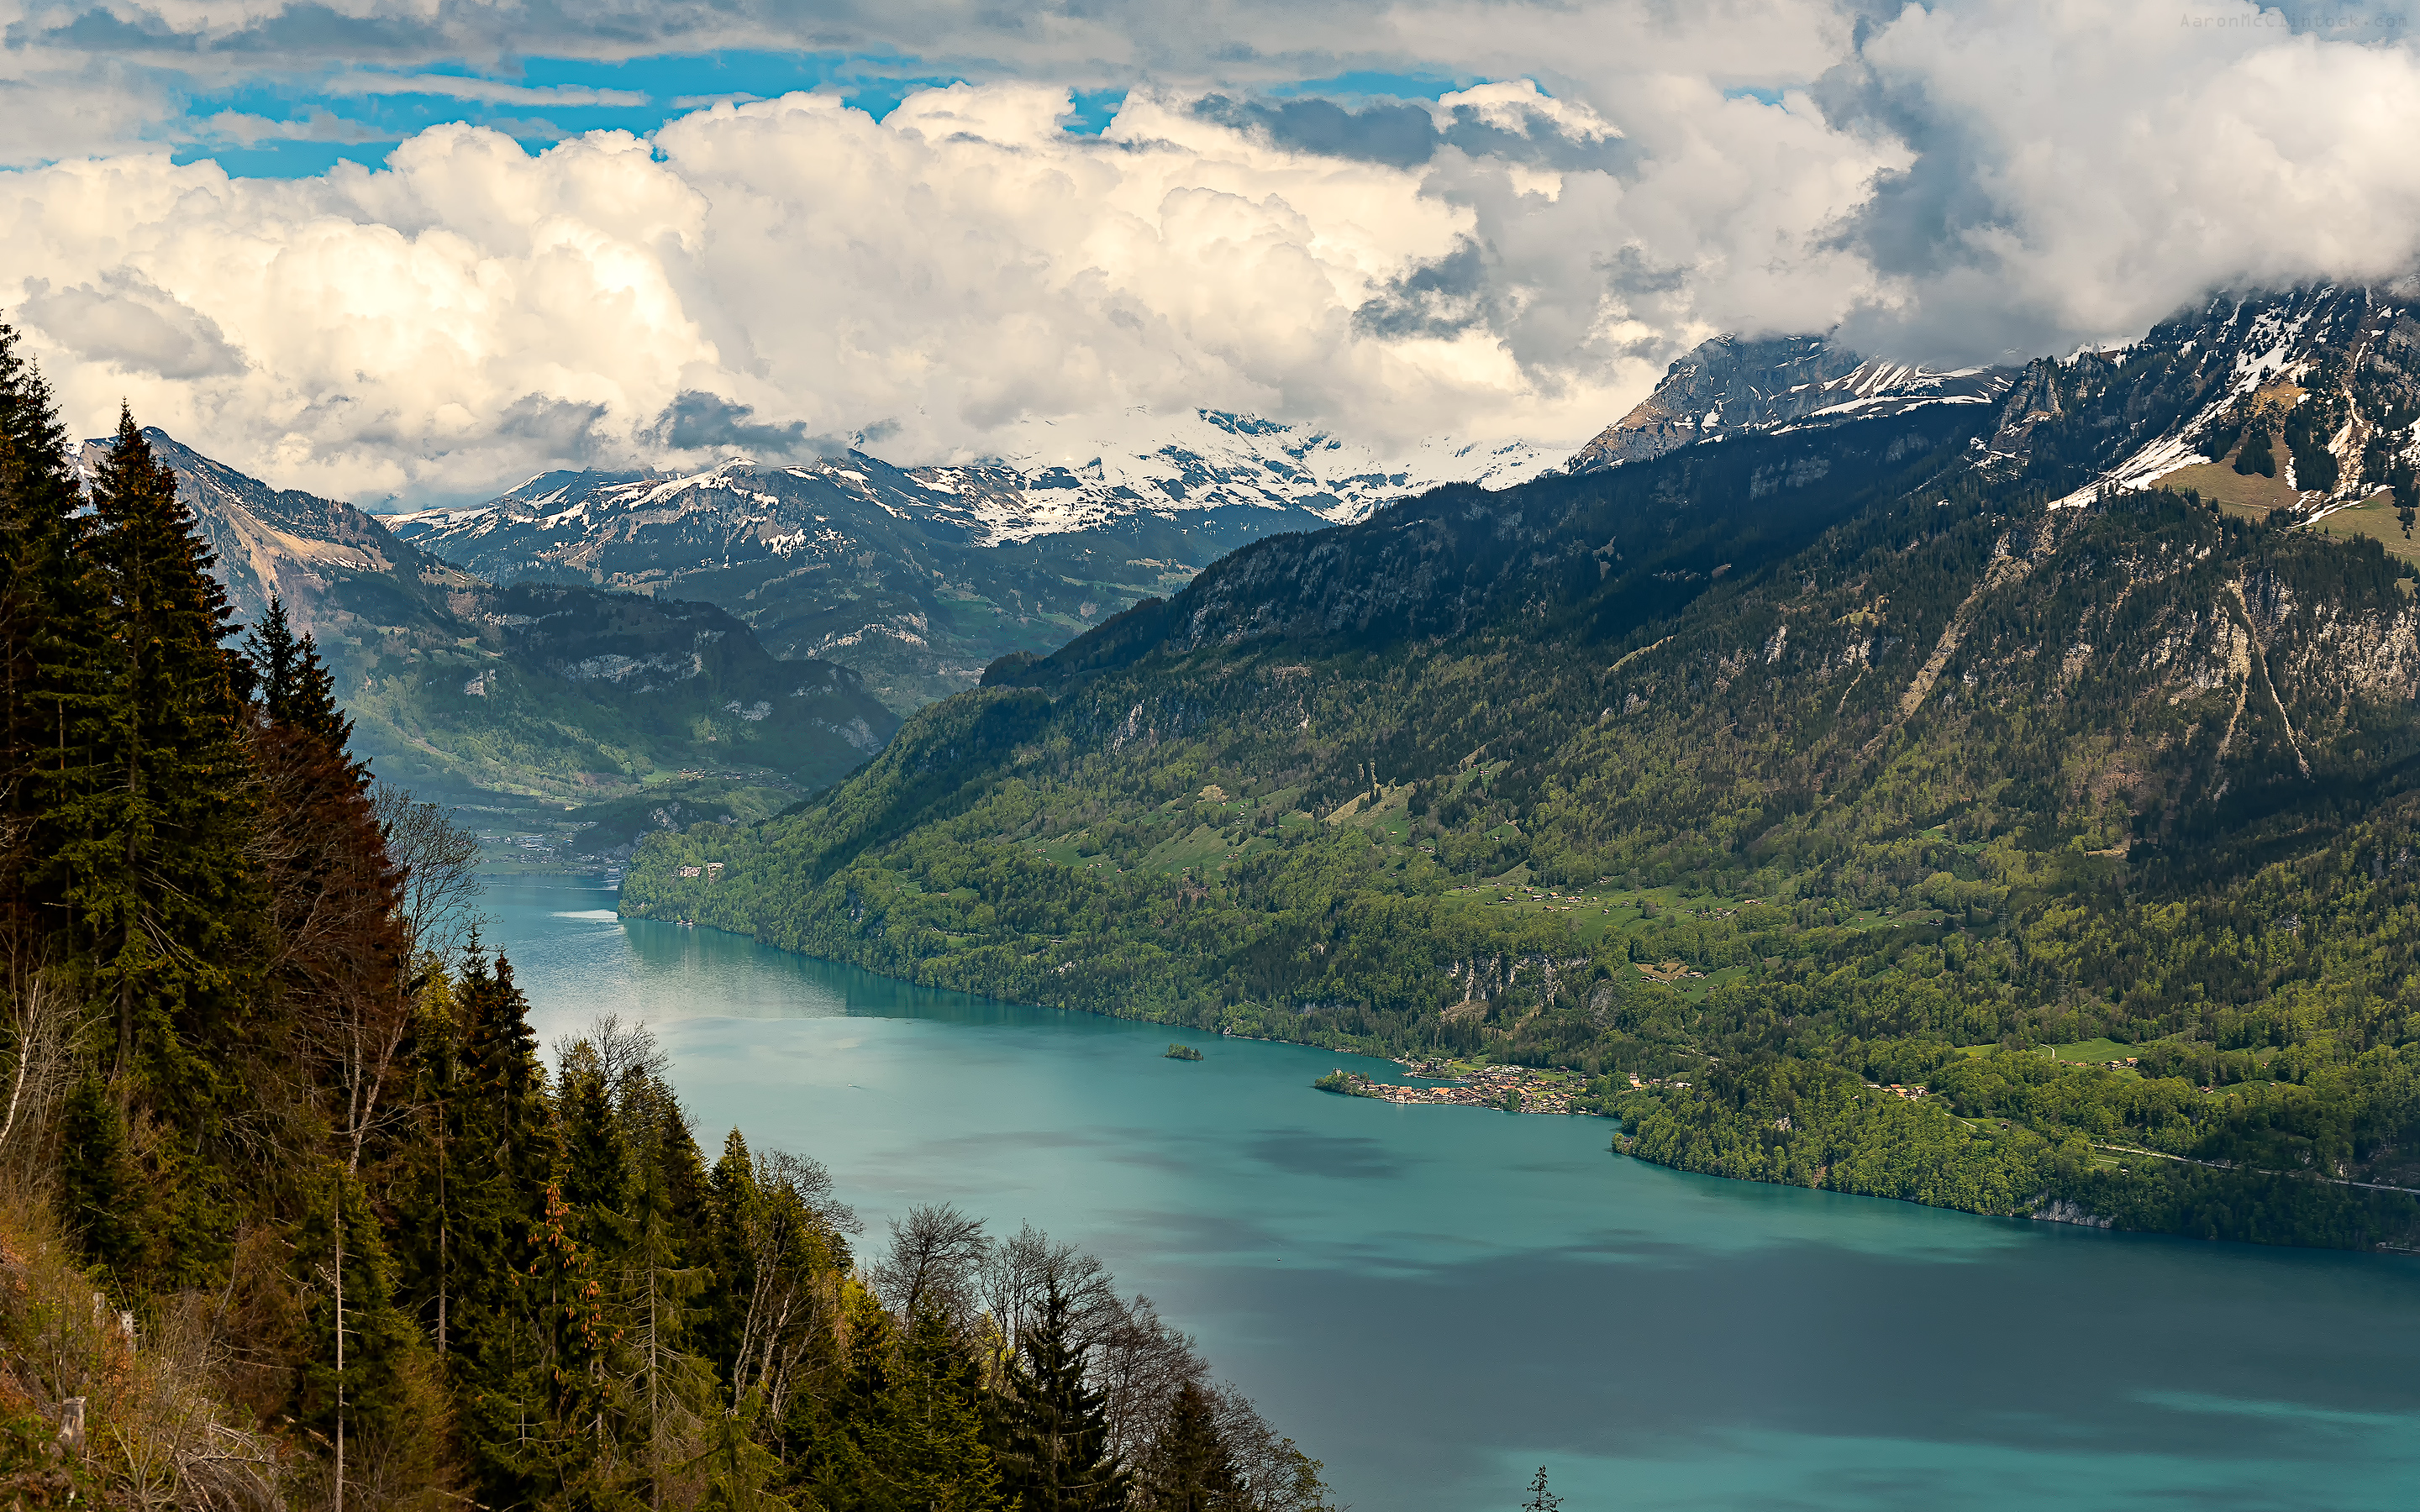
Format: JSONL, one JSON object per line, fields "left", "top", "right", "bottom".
{"left": 250, "top": 597, "right": 355, "bottom": 759}
{"left": 989, "top": 1283, "right": 1128, "bottom": 1512}
{"left": 873, "top": 1305, "right": 1002, "bottom": 1512}
{"left": 559, "top": 1039, "right": 632, "bottom": 1244}
{"left": 429, "top": 951, "right": 560, "bottom": 1508}
{"left": 52, "top": 410, "right": 261, "bottom": 1287}
{"left": 294, "top": 1165, "right": 421, "bottom": 1501}
{"left": 0, "top": 324, "right": 99, "bottom": 945}
{"left": 1519, "top": 1466, "right": 1560, "bottom": 1512}
{"left": 623, "top": 1073, "right": 716, "bottom": 1506}
{"left": 1140, "top": 1380, "right": 1242, "bottom": 1512}
{"left": 247, "top": 595, "right": 408, "bottom": 1176}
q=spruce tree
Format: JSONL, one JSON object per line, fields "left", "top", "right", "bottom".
{"left": 623, "top": 1072, "right": 716, "bottom": 1504}
{"left": 789, "top": 1278, "right": 898, "bottom": 1510}
{"left": 54, "top": 1070, "right": 144, "bottom": 1279}
{"left": 0, "top": 324, "right": 100, "bottom": 946}
{"left": 690, "top": 1389, "right": 796, "bottom": 1512}
{"left": 1142, "top": 1380, "right": 1242, "bottom": 1512}
{"left": 432, "top": 951, "right": 560, "bottom": 1509}
{"left": 247, "top": 594, "right": 407, "bottom": 1173}
{"left": 250, "top": 597, "right": 355, "bottom": 759}
{"left": 702, "top": 1127, "right": 758, "bottom": 1381}
{"left": 1520, "top": 1466, "right": 1561, "bottom": 1512}
{"left": 2234, "top": 423, "right": 2276, "bottom": 478}
{"left": 875, "top": 1305, "right": 1002, "bottom": 1512}
{"left": 295, "top": 1165, "right": 421, "bottom": 1500}
{"left": 558, "top": 1039, "right": 632, "bottom": 1244}
{"left": 990, "top": 1282, "right": 1128, "bottom": 1512}
{"left": 55, "top": 409, "right": 262, "bottom": 1289}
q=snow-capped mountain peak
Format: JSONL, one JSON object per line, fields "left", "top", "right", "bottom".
{"left": 1564, "top": 334, "right": 2018, "bottom": 473}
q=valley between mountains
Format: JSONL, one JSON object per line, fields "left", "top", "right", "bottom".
{"left": 612, "top": 285, "right": 2420, "bottom": 1252}
{"left": 121, "top": 281, "right": 2420, "bottom": 1250}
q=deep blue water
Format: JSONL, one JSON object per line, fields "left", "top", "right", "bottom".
{"left": 487, "top": 876, "right": 2420, "bottom": 1511}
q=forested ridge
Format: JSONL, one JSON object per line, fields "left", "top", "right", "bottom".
{"left": 625, "top": 338, "right": 2420, "bottom": 1253}
{"left": 0, "top": 324, "right": 1329, "bottom": 1509}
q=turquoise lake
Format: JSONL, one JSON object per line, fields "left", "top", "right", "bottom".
{"left": 485, "top": 875, "right": 2420, "bottom": 1511}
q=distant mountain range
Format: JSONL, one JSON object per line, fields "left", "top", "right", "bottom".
{"left": 109, "top": 285, "right": 2420, "bottom": 819}
{"left": 79, "top": 430, "right": 900, "bottom": 807}
{"left": 385, "top": 409, "right": 1564, "bottom": 711}
{"left": 381, "top": 294, "right": 2420, "bottom": 726}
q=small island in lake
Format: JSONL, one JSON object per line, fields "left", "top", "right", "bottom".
{"left": 1165, "top": 1043, "right": 1204, "bottom": 1060}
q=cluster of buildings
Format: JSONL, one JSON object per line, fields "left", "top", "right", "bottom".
{"left": 1329, "top": 1063, "right": 1598, "bottom": 1115}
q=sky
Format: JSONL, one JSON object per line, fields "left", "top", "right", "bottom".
{"left": 3, "top": 0, "right": 2419, "bottom": 505}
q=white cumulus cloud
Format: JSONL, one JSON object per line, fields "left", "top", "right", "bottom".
{"left": 0, "top": 79, "right": 1891, "bottom": 502}
{"left": 1, "top": 1, "right": 2417, "bottom": 507}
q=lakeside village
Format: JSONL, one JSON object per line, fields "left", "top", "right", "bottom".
{"left": 1299, "top": 1054, "right": 2144, "bottom": 1118}
{"left": 1313, "top": 1061, "right": 1607, "bottom": 1115}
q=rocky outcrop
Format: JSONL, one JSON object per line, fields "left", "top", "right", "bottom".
{"left": 1568, "top": 333, "right": 2012, "bottom": 473}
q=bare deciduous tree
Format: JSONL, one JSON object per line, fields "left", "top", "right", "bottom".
{"left": 871, "top": 1201, "right": 991, "bottom": 1327}
{"left": 373, "top": 784, "right": 481, "bottom": 974}
{"left": 0, "top": 944, "right": 82, "bottom": 1190}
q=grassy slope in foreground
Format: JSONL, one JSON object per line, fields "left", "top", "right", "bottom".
{"left": 623, "top": 413, "right": 2420, "bottom": 1251}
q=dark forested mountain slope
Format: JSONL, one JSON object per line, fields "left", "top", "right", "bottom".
{"left": 76, "top": 429, "right": 900, "bottom": 802}
{"left": 623, "top": 297, "right": 2420, "bottom": 1250}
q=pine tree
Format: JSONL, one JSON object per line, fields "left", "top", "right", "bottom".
{"left": 2234, "top": 423, "right": 2277, "bottom": 478}
{"left": 990, "top": 1282, "right": 1128, "bottom": 1512}
{"left": 791, "top": 1278, "right": 898, "bottom": 1510}
{"left": 623, "top": 1072, "right": 716, "bottom": 1507}
{"left": 53, "top": 1070, "right": 144, "bottom": 1279}
{"left": 869, "top": 1305, "right": 1001, "bottom": 1512}
{"left": 247, "top": 595, "right": 408, "bottom": 1174}
{"left": 0, "top": 325, "right": 101, "bottom": 946}
{"left": 689, "top": 1389, "right": 795, "bottom": 1512}
{"left": 250, "top": 597, "right": 355, "bottom": 759}
{"left": 521, "top": 1176, "right": 620, "bottom": 1504}
{"left": 702, "top": 1127, "right": 758, "bottom": 1382}
{"left": 1141, "top": 1380, "right": 1242, "bottom": 1512}
{"left": 295, "top": 1165, "right": 421, "bottom": 1508}
{"left": 53, "top": 409, "right": 262, "bottom": 1289}
{"left": 427, "top": 950, "right": 560, "bottom": 1509}
{"left": 1521, "top": 1466, "right": 1560, "bottom": 1512}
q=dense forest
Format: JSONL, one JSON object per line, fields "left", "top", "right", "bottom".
{"left": 0, "top": 325, "right": 1330, "bottom": 1509}
{"left": 624, "top": 344, "right": 2420, "bottom": 1253}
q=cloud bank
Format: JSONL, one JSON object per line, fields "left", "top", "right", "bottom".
{"left": 1, "top": 0, "right": 2417, "bottom": 504}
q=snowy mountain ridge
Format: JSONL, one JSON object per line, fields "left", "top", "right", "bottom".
{"left": 378, "top": 407, "right": 1570, "bottom": 710}
{"left": 1565, "top": 335, "right": 2018, "bottom": 473}
{"left": 388, "top": 407, "right": 1564, "bottom": 549}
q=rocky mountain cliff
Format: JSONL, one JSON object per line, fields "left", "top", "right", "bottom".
{"left": 386, "top": 409, "right": 1563, "bottom": 711}
{"left": 1566, "top": 334, "right": 2015, "bottom": 472}
{"left": 79, "top": 430, "right": 899, "bottom": 804}
{"left": 1565, "top": 286, "right": 2420, "bottom": 538}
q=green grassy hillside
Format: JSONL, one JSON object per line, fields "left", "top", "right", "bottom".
{"left": 621, "top": 373, "right": 2420, "bottom": 1250}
